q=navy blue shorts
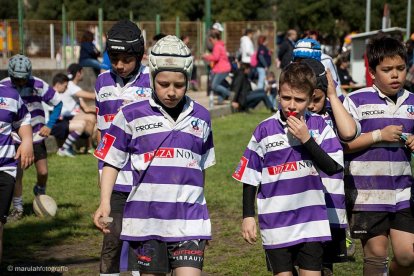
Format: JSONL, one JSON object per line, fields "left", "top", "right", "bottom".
{"left": 128, "top": 239, "right": 206, "bottom": 274}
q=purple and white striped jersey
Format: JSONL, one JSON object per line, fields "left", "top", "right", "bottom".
{"left": 94, "top": 96, "right": 215, "bottom": 242}
{"left": 318, "top": 111, "right": 347, "bottom": 228}
{"left": 0, "top": 84, "right": 31, "bottom": 177}
{"left": 95, "top": 65, "right": 151, "bottom": 192}
{"left": 233, "top": 111, "right": 343, "bottom": 249}
{"left": 0, "top": 77, "right": 61, "bottom": 144}
{"left": 343, "top": 86, "right": 414, "bottom": 212}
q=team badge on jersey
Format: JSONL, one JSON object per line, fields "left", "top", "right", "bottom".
{"left": 407, "top": 105, "right": 414, "bottom": 117}
{"left": 94, "top": 134, "right": 116, "bottom": 159}
{"left": 309, "top": 129, "right": 320, "bottom": 141}
{"left": 0, "top": 97, "right": 8, "bottom": 108}
{"left": 189, "top": 119, "right": 203, "bottom": 135}
{"left": 232, "top": 156, "right": 248, "bottom": 181}
{"left": 135, "top": 87, "right": 151, "bottom": 98}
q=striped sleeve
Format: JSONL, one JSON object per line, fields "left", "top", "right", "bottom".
{"left": 42, "top": 82, "right": 61, "bottom": 107}
{"left": 12, "top": 96, "right": 31, "bottom": 129}
{"left": 316, "top": 120, "right": 344, "bottom": 167}
{"left": 232, "top": 133, "right": 263, "bottom": 186}
{"left": 200, "top": 119, "right": 215, "bottom": 170}
{"left": 343, "top": 95, "right": 360, "bottom": 121}
{"left": 94, "top": 109, "right": 132, "bottom": 169}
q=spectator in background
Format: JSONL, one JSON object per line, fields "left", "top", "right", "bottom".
{"left": 231, "top": 63, "right": 276, "bottom": 113}
{"left": 79, "top": 30, "right": 102, "bottom": 77}
{"left": 206, "top": 22, "right": 224, "bottom": 52}
{"left": 56, "top": 64, "right": 96, "bottom": 157}
{"left": 181, "top": 34, "right": 199, "bottom": 91}
{"left": 277, "top": 29, "right": 297, "bottom": 69}
{"left": 239, "top": 29, "right": 255, "bottom": 65}
{"left": 50, "top": 73, "right": 70, "bottom": 142}
{"left": 203, "top": 30, "right": 231, "bottom": 104}
{"left": 256, "top": 35, "right": 272, "bottom": 89}
{"left": 336, "top": 55, "right": 357, "bottom": 86}
{"left": 147, "top": 33, "right": 166, "bottom": 57}
{"left": 265, "top": 71, "right": 278, "bottom": 109}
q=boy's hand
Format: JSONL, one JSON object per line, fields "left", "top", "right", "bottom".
{"left": 403, "top": 135, "right": 414, "bottom": 151}
{"left": 15, "top": 141, "right": 34, "bottom": 169}
{"left": 287, "top": 115, "right": 311, "bottom": 143}
{"left": 380, "top": 125, "right": 403, "bottom": 142}
{"left": 93, "top": 204, "right": 111, "bottom": 234}
{"left": 242, "top": 217, "right": 257, "bottom": 244}
{"left": 39, "top": 126, "right": 51, "bottom": 137}
{"left": 326, "top": 69, "right": 337, "bottom": 100}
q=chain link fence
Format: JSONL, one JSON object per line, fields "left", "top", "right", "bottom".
{"left": 1, "top": 19, "right": 276, "bottom": 63}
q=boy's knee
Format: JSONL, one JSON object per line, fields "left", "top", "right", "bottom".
{"left": 37, "top": 168, "right": 48, "bottom": 178}
{"left": 75, "top": 121, "right": 86, "bottom": 133}
{"left": 394, "top": 252, "right": 414, "bottom": 267}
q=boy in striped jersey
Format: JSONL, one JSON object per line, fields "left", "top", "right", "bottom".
{"left": 343, "top": 36, "right": 414, "bottom": 275}
{"left": 93, "top": 35, "right": 215, "bottom": 276}
{"left": 94, "top": 19, "right": 150, "bottom": 275}
{"left": 234, "top": 62, "right": 343, "bottom": 275}
{"left": 0, "top": 55, "right": 62, "bottom": 221}
{"left": 0, "top": 84, "right": 33, "bottom": 262}
{"left": 304, "top": 58, "right": 360, "bottom": 274}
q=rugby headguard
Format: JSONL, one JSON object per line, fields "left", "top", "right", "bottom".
{"left": 301, "top": 58, "right": 328, "bottom": 93}
{"left": 293, "top": 38, "right": 322, "bottom": 61}
{"left": 8, "top": 54, "right": 32, "bottom": 79}
{"left": 106, "top": 19, "right": 145, "bottom": 60}
{"left": 149, "top": 35, "right": 193, "bottom": 91}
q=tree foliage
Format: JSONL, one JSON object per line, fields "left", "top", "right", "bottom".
{"left": 1, "top": 0, "right": 413, "bottom": 37}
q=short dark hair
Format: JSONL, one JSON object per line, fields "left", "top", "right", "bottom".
{"left": 67, "top": 63, "right": 83, "bottom": 80}
{"left": 244, "top": 28, "right": 254, "bottom": 36}
{"left": 52, "top": 73, "right": 69, "bottom": 86}
{"left": 153, "top": 33, "right": 166, "bottom": 42}
{"left": 81, "top": 30, "right": 94, "bottom": 43}
{"left": 367, "top": 35, "right": 407, "bottom": 70}
{"left": 279, "top": 62, "right": 316, "bottom": 96}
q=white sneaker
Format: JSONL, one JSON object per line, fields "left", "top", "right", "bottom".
{"left": 57, "top": 148, "right": 76, "bottom": 157}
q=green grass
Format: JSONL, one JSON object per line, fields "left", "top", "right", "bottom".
{"left": 2, "top": 108, "right": 369, "bottom": 275}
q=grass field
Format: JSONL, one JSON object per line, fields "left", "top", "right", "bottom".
{"left": 2, "top": 108, "right": 373, "bottom": 275}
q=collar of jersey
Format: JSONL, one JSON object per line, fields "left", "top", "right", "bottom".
{"left": 372, "top": 84, "right": 405, "bottom": 100}
{"left": 112, "top": 64, "right": 145, "bottom": 87}
{"left": 149, "top": 95, "right": 194, "bottom": 123}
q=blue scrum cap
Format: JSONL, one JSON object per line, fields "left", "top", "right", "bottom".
{"left": 293, "top": 38, "right": 322, "bottom": 61}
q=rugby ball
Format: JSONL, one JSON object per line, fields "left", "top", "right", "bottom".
{"left": 33, "top": 195, "right": 57, "bottom": 217}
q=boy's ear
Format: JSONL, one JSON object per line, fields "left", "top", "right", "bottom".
{"left": 368, "top": 67, "right": 376, "bottom": 80}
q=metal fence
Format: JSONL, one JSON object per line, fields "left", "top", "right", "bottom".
{"left": 1, "top": 19, "right": 276, "bottom": 62}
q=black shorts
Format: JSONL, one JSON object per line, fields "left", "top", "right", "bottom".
{"left": 0, "top": 172, "right": 15, "bottom": 224}
{"left": 349, "top": 207, "right": 414, "bottom": 240}
{"left": 265, "top": 242, "right": 323, "bottom": 274}
{"left": 16, "top": 141, "right": 47, "bottom": 162}
{"left": 100, "top": 191, "right": 129, "bottom": 274}
{"left": 322, "top": 228, "right": 347, "bottom": 263}
{"left": 128, "top": 239, "right": 207, "bottom": 274}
